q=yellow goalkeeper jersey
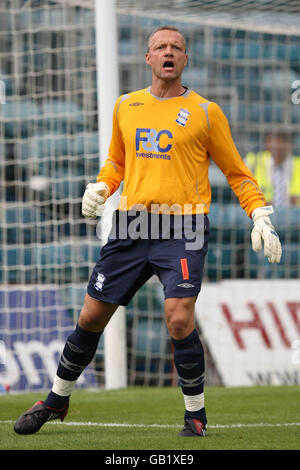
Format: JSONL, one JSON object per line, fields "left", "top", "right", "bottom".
{"left": 97, "top": 87, "right": 266, "bottom": 217}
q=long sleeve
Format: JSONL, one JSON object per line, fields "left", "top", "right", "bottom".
{"left": 207, "top": 102, "right": 266, "bottom": 217}
{"left": 96, "top": 96, "right": 125, "bottom": 195}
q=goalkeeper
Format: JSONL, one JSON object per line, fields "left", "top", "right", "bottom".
{"left": 14, "top": 25, "right": 281, "bottom": 437}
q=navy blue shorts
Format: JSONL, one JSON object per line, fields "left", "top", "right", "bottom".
{"left": 87, "top": 211, "right": 210, "bottom": 306}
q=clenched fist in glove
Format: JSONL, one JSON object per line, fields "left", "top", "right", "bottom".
{"left": 82, "top": 182, "right": 110, "bottom": 218}
{"left": 251, "top": 206, "right": 282, "bottom": 264}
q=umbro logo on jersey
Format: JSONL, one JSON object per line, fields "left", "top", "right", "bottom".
{"left": 177, "top": 283, "right": 195, "bottom": 288}
{"left": 129, "top": 102, "right": 144, "bottom": 106}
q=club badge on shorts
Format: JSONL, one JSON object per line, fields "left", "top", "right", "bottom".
{"left": 95, "top": 273, "right": 106, "bottom": 292}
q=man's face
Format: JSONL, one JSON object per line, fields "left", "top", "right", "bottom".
{"left": 265, "top": 134, "right": 291, "bottom": 165}
{"left": 145, "top": 30, "right": 188, "bottom": 82}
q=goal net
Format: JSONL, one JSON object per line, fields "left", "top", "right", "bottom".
{"left": 0, "top": 0, "right": 299, "bottom": 392}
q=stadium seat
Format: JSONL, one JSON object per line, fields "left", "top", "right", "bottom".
{"left": 21, "top": 133, "right": 70, "bottom": 160}
{"left": 0, "top": 99, "right": 40, "bottom": 137}
{"left": 5, "top": 207, "right": 47, "bottom": 244}
{"left": 47, "top": 175, "right": 85, "bottom": 200}
{"left": 243, "top": 247, "right": 260, "bottom": 279}
{"left": 291, "top": 104, "right": 300, "bottom": 123}
{"left": 0, "top": 141, "right": 4, "bottom": 162}
{"left": 127, "top": 312, "right": 172, "bottom": 384}
{"left": 233, "top": 41, "right": 260, "bottom": 60}
{"left": 207, "top": 206, "right": 299, "bottom": 279}
{"left": 33, "top": 243, "right": 99, "bottom": 265}
{"left": 134, "top": 317, "right": 168, "bottom": 355}
{"left": 289, "top": 44, "right": 300, "bottom": 62}
{"left": 127, "top": 283, "right": 163, "bottom": 316}
{"left": 6, "top": 247, "right": 33, "bottom": 266}
{"left": 0, "top": 242, "right": 101, "bottom": 284}
{"left": 13, "top": 132, "right": 100, "bottom": 200}
{"left": 0, "top": 77, "right": 12, "bottom": 96}
{"left": 182, "top": 66, "right": 208, "bottom": 90}
{"left": 16, "top": 132, "right": 99, "bottom": 167}
{"left": 263, "top": 103, "right": 284, "bottom": 123}
{"left": 237, "top": 102, "right": 284, "bottom": 123}
{"left": 213, "top": 41, "right": 231, "bottom": 59}
{"left": 269, "top": 207, "right": 300, "bottom": 243}
{"left": 5, "top": 206, "right": 46, "bottom": 224}
{"left": 3, "top": 206, "right": 86, "bottom": 245}
{"left": 208, "top": 203, "right": 250, "bottom": 243}
{"left": 205, "top": 243, "right": 234, "bottom": 280}
{"left": 119, "top": 38, "right": 138, "bottom": 56}
{"left": 208, "top": 205, "right": 299, "bottom": 246}
{"left": 34, "top": 157, "right": 85, "bottom": 199}
{"left": 281, "top": 243, "right": 300, "bottom": 272}
{"left": 38, "top": 100, "right": 85, "bottom": 134}
{"left": 61, "top": 285, "right": 86, "bottom": 308}
{"left": 248, "top": 242, "right": 300, "bottom": 279}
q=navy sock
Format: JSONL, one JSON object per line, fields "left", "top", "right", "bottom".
{"left": 184, "top": 408, "right": 207, "bottom": 426}
{"left": 44, "top": 390, "right": 70, "bottom": 409}
{"left": 44, "top": 324, "right": 102, "bottom": 408}
{"left": 56, "top": 323, "right": 102, "bottom": 381}
{"left": 172, "top": 329, "right": 206, "bottom": 424}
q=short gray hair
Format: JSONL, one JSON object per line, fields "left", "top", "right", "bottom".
{"left": 147, "top": 25, "right": 186, "bottom": 52}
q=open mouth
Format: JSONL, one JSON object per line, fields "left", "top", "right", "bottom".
{"left": 163, "top": 60, "right": 175, "bottom": 70}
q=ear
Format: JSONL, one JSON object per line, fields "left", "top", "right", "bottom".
{"left": 145, "top": 52, "right": 151, "bottom": 66}
{"left": 184, "top": 54, "right": 188, "bottom": 66}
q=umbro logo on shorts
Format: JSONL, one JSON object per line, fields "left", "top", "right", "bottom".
{"left": 177, "top": 283, "right": 195, "bottom": 288}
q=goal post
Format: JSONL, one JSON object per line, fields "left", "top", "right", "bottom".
{"left": 95, "top": 0, "right": 127, "bottom": 390}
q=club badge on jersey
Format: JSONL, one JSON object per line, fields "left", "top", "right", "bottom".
{"left": 176, "top": 108, "right": 190, "bottom": 127}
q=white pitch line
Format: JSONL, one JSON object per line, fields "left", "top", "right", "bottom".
{"left": 2, "top": 420, "right": 300, "bottom": 429}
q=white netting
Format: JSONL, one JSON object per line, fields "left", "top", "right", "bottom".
{"left": 117, "top": 0, "right": 300, "bottom": 35}
{"left": 0, "top": 0, "right": 299, "bottom": 391}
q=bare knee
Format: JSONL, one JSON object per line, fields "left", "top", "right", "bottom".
{"left": 164, "top": 297, "right": 196, "bottom": 339}
{"left": 78, "top": 294, "right": 118, "bottom": 332}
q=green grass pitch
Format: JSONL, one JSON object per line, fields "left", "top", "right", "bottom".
{"left": 0, "top": 385, "right": 299, "bottom": 450}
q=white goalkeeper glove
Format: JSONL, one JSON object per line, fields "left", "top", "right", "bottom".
{"left": 251, "top": 206, "right": 282, "bottom": 264}
{"left": 82, "top": 182, "right": 110, "bottom": 218}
